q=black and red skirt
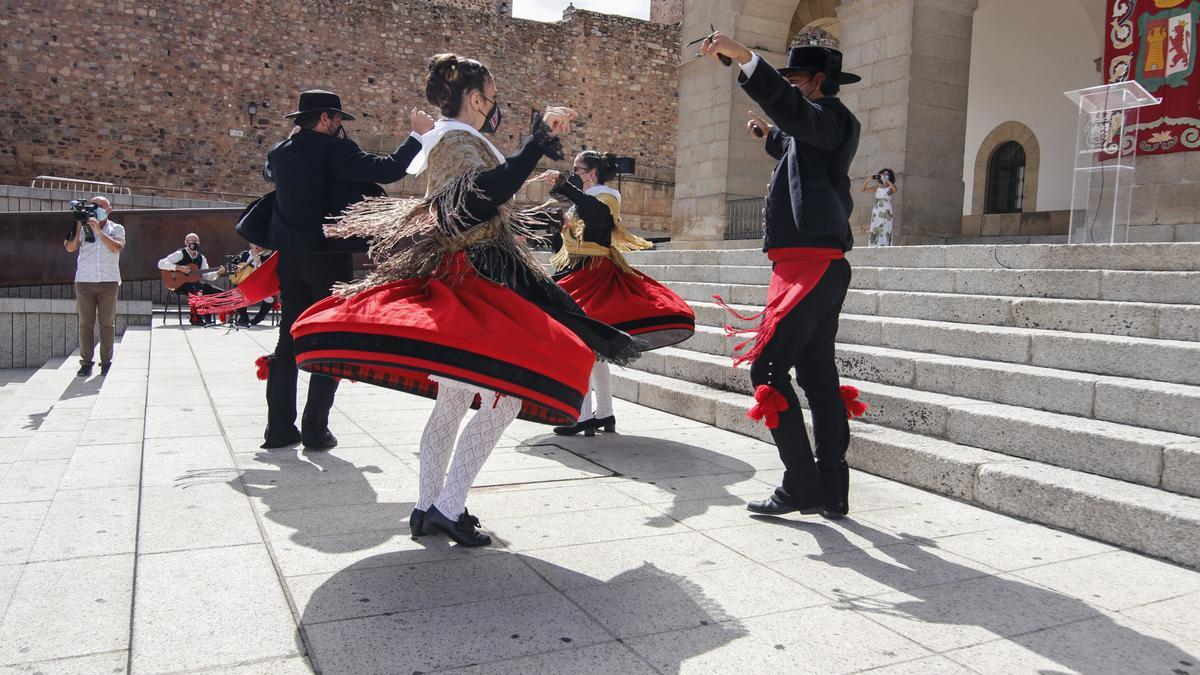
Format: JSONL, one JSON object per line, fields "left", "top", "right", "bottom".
{"left": 557, "top": 258, "right": 695, "bottom": 351}
{"left": 291, "top": 253, "right": 594, "bottom": 426}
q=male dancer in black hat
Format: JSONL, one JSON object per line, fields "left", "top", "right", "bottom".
{"left": 702, "top": 31, "right": 865, "bottom": 519}
{"left": 260, "top": 89, "right": 435, "bottom": 450}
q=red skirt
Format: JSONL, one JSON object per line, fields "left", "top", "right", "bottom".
{"left": 557, "top": 258, "right": 695, "bottom": 351}
{"left": 291, "top": 253, "right": 594, "bottom": 426}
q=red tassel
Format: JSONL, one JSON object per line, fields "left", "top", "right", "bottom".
{"left": 255, "top": 355, "right": 271, "bottom": 381}
{"left": 746, "top": 384, "right": 789, "bottom": 429}
{"left": 841, "top": 385, "right": 868, "bottom": 419}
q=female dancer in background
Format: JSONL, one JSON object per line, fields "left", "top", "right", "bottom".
{"left": 547, "top": 151, "right": 695, "bottom": 437}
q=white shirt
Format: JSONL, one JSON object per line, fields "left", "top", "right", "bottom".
{"left": 158, "top": 249, "right": 219, "bottom": 281}
{"left": 74, "top": 220, "right": 124, "bottom": 284}
{"left": 406, "top": 119, "right": 506, "bottom": 176}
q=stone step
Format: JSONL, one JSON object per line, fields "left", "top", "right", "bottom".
{"left": 677, "top": 308, "right": 1200, "bottom": 388}
{"left": 637, "top": 264, "right": 1200, "bottom": 306}
{"left": 610, "top": 366, "right": 1200, "bottom": 569}
{"left": 626, "top": 242, "right": 1200, "bottom": 272}
{"left": 628, "top": 345, "right": 1200, "bottom": 495}
{"left": 685, "top": 306, "right": 1200, "bottom": 436}
{"left": 684, "top": 289, "right": 1199, "bottom": 342}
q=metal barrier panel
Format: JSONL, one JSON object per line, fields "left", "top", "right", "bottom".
{"left": 725, "top": 197, "right": 764, "bottom": 240}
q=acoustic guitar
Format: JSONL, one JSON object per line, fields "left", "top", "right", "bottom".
{"left": 161, "top": 263, "right": 228, "bottom": 292}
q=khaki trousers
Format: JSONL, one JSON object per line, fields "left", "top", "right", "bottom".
{"left": 75, "top": 281, "right": 120, "bottom": 365}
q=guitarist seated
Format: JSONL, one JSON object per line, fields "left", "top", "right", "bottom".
{"left": 157, "top": 233, "right": 225, "bottom": 325}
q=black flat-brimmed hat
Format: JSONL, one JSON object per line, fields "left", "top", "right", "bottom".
{"left": 778, "top": 45, "right": 862, "bottom": 85}
{"left": 283, "top": 90, "right": 357, "bottom": 120}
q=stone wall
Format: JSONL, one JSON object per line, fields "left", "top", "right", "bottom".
{"left": 0, "top": 1, "right": 678, "bottom": 227}
{"left": 0, "top": 298, "right": 151, "bottom": 369}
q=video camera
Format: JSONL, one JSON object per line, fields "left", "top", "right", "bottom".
{"left": 67, "top": 199, "right": 98, "bottom": 243}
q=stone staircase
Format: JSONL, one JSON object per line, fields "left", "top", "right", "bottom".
{"left": 614, "top": 243, "right": 1200, "bottom": 569}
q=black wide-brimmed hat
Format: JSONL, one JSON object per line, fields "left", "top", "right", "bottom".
{"left": 283, "top": 90, "right": 357, "bottom": 120}
{"left": 778, "top": 45, "right": 861, "bottom": 85}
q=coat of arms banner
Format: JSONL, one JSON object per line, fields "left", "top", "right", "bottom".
{"left": 1106, "top": 0, "right": 1200, "bottom": 154}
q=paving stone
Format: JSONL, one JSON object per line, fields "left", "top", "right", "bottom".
{"left": 1119, "top": 591, "right": 1200, "bottom": 645}
{"left": 855, "top": 500, "right": 1025, "bottom": 540}
{"left": 0, "top": 650, "right": 129, "bottom": 674}
{"left": 1010, "top": 550, "right": 1200, "bottom": 612}
{"left": 487, "top": 505, "right": 690, "bottom": 551}
{"left": 143, "top": 405, "right": 220, "bottom": 439}
{"left": 301, "top": 592, "right": 610, "bottom": 674}
{"left": 287, "top": 553, "right": 553, "bottom": 624}
{"left": 57, "top": 443, "right": 141, "bottom": 490}
{"left": 0, "top": 460, "right": 68, "bottom": 504}
{"left": 567, "top": 562, "right": 826, "bottom": 638}
{"left": 858, "top": 572, "right": 1101, "bottom": 652}
{"left": 17, "top": 431, "right": 84, "bottom": 461}
{"left": 931, "top": 522, "right": 1115, "bottom": 572}
{"left": 78, "top": 418, "right": 143, "bottom": 446}
{"left": 0, "top": 554, "right": 133, "bottom": 666}
{"left": 28, "top": 486, "right": 137, "bottom": 562}
{"left": 138, "top": 482, "right": 262, "bottom": 554}
{"left": 945, "top": 610, "right": 1200, "bottom": 674}
{"left": 131, "top": 545, "right": 299, "bottom": 673}
{"left": 140, "top": 435, "right": 234, "bottom": 488}
{"left": 624, "top": 603, "right": 930, "bottom": 673}
{"left": 193, "top": 656, "right": 314, "bottom": 674}
{"left": 270, "top": 529, "right": 505, "bottom": 578}
{"left": 766, "top": 538, "right": 998, "bottom": 602}
{"left": 0, "top": 564, "right": 21, "bottom": 620}
{"left": 438, "top": 642, "right": 654, "bottom": 675}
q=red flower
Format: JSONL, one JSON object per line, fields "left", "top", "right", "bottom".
{"left": 255, "top": 355, "right": 272, "bottom": 381}
{"left": 746, "top": 385, "right": 789, "bottom": 429}
{"left": 841, "top": 385, "right": 868, "bottom": 419}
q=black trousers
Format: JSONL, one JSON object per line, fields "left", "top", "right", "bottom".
{"left": 748, "top": 258, "right": 851, "bottom": 510}
{"left": 266, "top": 251, "right": 353, "bottom": 443}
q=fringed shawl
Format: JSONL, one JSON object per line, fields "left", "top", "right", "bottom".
{"left": 549, "top": 187, "right": 654, "bottom": 273}
{"left": 327, "top": 131, "right": 549, "bottom": 297}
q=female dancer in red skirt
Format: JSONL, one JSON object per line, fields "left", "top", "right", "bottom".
{"left": 547, "top": 151, "right": 695, "bottom": 437}
{"left": 291, "top": 54, "right": 638, "bottom": 546}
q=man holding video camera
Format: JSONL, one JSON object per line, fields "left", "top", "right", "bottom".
{"left": 63, "top": 196, "right": 126, "bottom": 377}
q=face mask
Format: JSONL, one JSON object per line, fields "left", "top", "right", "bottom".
{"left": 566, "top": 173, "right": 584, "bottom": 190}
{"left": 93, "top": 207, "right": 107, "bottom": 221}
{"left": 187, "top": 242, "right": 199, "bottom": 251}
{"left": 479, "top": 96, "right": 502, "bottom": 134}
{"left": 334, "top": 124, "right": 347, "bottom": 139}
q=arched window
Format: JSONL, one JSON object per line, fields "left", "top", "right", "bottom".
{"left": 985, "top": 141, "right": 1026, "bottom": 214}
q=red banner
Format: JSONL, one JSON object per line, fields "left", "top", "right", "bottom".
{"left": 1106, "top": 0, "right": 1200, "bottom": 154}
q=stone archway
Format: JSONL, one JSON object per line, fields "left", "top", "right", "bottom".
{"left": 971, "top": 121, "right": 1040, "bottom": 214}
{"left": 789, "top": 0, "right": 840, "bottom": 43}
{"left": 670, "top": 0, "right": 980, "bottom": 242}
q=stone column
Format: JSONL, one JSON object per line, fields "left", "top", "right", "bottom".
{"left": 669, "top": 1, "right": 792, "bottom": 240}
{"left": 838, "top": 0, "right": 978, "bottom": 242}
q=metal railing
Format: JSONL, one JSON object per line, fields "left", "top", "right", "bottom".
{"left": 30, "top": 176, "right": 132, "bottom": 195}
{"left": 725, "top": 197, "right": 764, "bottom": 240}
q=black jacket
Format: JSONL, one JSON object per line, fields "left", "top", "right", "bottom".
{"left": 739, "top": 57, "right": 861, "bottom": 251}
{"left": 263, "top": 130, "right": 422, "bottom": 253}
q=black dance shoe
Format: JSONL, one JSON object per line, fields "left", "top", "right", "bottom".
{"left": 261, "top": 425, "right": 302, "bottom": 449}
{"left": 554, "top": 418, "right": 599, "bottom": 437}
{"left": 422, "top": 506, "right": 492, "bottom": 547}
{"left": 818, "top": 467, "right": 850, "bottom": 520}
{"left": 592, "top": 415, "right": 616, "bottom": 433}
{"left": 747, "top": 490, "right": 820, "bottom": 516}
{"left": 76, "top": 363, "right": 93, "bottom": 377}
{"left": 410, "top": 508, "right": 426, "bottom": 539}
{"left": 302, "top": 429, "right": 338, "bottom": 451}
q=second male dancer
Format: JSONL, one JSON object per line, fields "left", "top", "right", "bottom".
{"left": 260, "top": 90, "right": 434, "bottom": 450}
{"left": 702, "top": 30, "right": 866, "bottom": 519}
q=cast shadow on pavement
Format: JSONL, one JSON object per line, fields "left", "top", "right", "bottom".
{"left": 756, "top": 516, "right": 1199, "bottom": 673}
{"left": 297, "top": 544, "right": 748, "bottom": 674}
{"left": 518, "top": 432, "right": 758, "bottom": 529}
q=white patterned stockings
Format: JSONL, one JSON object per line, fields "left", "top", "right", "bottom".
{"left": 418, "top": 382, "right": 520, "bottom": 520}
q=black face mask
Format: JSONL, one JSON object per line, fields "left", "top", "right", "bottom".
{"left": 480, "top": 97, "right": 502, "bottom": 134}
{"left": 566, "top": 173, "right": 584, "bottom": 190}
{"left": 187, "top": 243, "right": 199, "bottom": 252}
{"left": 334, "top": 124, "right": 347, "bottom": 139}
